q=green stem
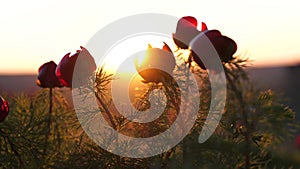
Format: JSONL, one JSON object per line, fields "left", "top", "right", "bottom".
{"left": 95, "top": 94, "right": 122, "bottom": 167}
{"left": 43, "top": 87, "right": 53, "bottom": 155}
{"left": 0, "top": 129, "right": 24, "bottom": 167}
{"left": 95, "top": 94, "right": 117, "bottom": 129}
{"left": 225, "top": 69, "right": 250, "bottom": 169}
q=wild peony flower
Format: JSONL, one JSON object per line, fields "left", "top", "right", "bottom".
{"left": 55, "top": 52, "right": 76, "bottom": 87}
{"left": 37, "top": 61, "right": 62, "bottom": 88}
{"left": 0, "top": 96, "right": 9, "bottom": 122}
{"left": 135, "top": 42, "right": 176, "bottom": 83}
{"left": 295, "top": 134, "right": 300, "bottom": 149}
{"left": 190, "top": 29, "right": 237, "bottom": 70}
{"left": 55, "top": 46, "right": 96, "bottom": 87}
{"left": 172, "top": 16, "right": 207, "bottom": 49}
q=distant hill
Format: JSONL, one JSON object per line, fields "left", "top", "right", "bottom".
{"left": 0, "top": 65, "right": 299, "bottom": 119}
{"left": 0, "top": 75, "right": 39, "bottom": 95}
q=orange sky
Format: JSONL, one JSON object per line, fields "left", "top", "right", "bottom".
{"left": 0, "top": 0, "right": 299, "bottom": 75}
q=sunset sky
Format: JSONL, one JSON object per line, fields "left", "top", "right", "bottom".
{"left": 0, "top": 0, "right": 299, "bottom": 74}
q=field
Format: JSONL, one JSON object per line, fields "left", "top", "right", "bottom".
{"left": 1, "top": 64, "right": 300, "bottom": 168}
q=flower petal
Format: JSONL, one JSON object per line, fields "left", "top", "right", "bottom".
{"left": 201, "top": 22, "right": 208, "bottom": 31}
{"left": 0, "top": 96, "right": 9, "bottom": 123}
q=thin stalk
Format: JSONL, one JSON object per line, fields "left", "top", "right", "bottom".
{"left": 162, "top": 79, "right": 179, "bottom": 114}
{"left": 43, "top": 87, "right": 53, "bottom": 155}
{"left": 94, "top": 93, "right": 121, "bottom": 167}
{"left": 225, "top": 69, "right": 250, "bottom": 169}
{"left": 0, "top": 129, "right": 24, "bottom": 167}
{"left": 94, "top": 93, "right": 116, "bottom": 129}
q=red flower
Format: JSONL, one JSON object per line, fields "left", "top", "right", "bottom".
{"left": 55, "top": 52, "right": 76, "bottom": 87}
{"left": 135, "top": 42, "right": 176, "bottom": 83}
{"left": 0, "top": 96, "right": 9, "bottom": 122}
{"left": 190, "top": 29, "right": 237, "bottom": 70}
{"left": 55, "top": 46, "right": 96, "bottom": 87}
{"left": 37, "top": 61, "right": 62, "bottom": 88}
{"left": 295, "top": 134, "right": 300, "bottom": 149}
{"left": 172, "top": 16, "right": 207, "bottom": 49}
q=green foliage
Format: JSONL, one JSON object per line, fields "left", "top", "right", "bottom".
{"left": 0, "top": 57, "right": 299, "bottom": 168}
{"left": 0, "top": 89, "right": 78, "bottom": 168}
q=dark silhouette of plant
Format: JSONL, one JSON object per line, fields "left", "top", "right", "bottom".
{"left": 0, "top": 16, "right": 299, "bottom": 169}
{"left": 0, "top": 90, "right": 78, "bottom": 168}
{"left": 37, "top": 61, "right": 63, "bottom": 158}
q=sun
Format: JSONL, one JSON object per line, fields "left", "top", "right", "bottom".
{"left": 98, "top": 34, "right": 176, "bottom": 75}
